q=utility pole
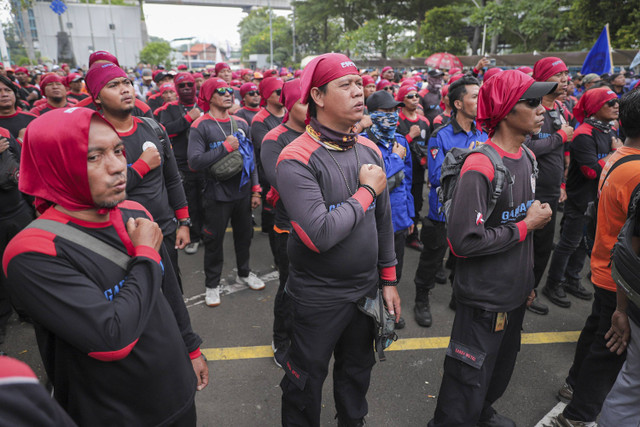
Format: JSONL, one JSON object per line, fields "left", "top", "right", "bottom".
{"left": 268, "top": 0, "right": 273, "bottom": 69}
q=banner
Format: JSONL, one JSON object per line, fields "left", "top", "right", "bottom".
{"left": 581, "top": 24, "right": 613, "bottom": 75}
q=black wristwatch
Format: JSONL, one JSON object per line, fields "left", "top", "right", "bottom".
{"left": 178, "top": 218, "right": 192, "bottom": 228}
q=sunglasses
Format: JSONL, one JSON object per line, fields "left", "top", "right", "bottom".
{"left": 519, "top": 97, "right": 542, "bottom": 108}
{"left": 606, "top": 99, "right": 619, "bottom": 107}
{"left": 247, "top": 91, "right": 260, "bottom": 96}
{"left": 383, "top": 86, "right": 393, "bottom": 91}
{"left": 215, "top": 87, "right": 234, "bottom": 95}
{"left": 274, "top": 89, "right": 282, "bottom": 96}
{"left": 405, "top": 94, "right": 419, "bottom": 99}
{"left": 177, "top": 82, "right": 194, "bottom": 88}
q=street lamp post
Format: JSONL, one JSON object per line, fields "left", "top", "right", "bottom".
{"left": 171, "top": 37, "right": 196, "bottom": 70}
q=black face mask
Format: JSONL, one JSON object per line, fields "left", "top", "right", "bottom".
{"left": 178, "top": 88, "right": 196, "bottom": 105}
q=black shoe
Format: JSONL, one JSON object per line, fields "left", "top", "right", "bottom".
{"left": 477, "top": 411, "right": 516, "bottom": 427}
{"left": 435, "top": 267, "right": 447, "bottom": 284}
{"left": 526, "top": 297, "right": 549, "bottom": 315}
{"left": 414, "top": 301, "right": 432, "bottom": 327}
{"left": 336, "top": 414, "right": 365, "bottom": 427}
{"left": 406, "top": 237, "right": 424, "bottom": 252}
{"left": 563, "top": 279, "right": 593, "bottom": 301}
{"left": 542, "top": 284, "right": 571, "bottom": 308}
{"left": 449, "top": 294, "right": 457, "bottom": 311}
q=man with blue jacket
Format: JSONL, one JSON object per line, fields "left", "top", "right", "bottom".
{"left": 362, "top": 90, "right": 414, "bottom": 329}
{"left": 413, "top": 76, "right": 488, "bottom": 327}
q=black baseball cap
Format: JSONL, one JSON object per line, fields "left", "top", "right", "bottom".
{"left": 366, "top": 90, "right": 404, "bottom": 112}
{"left": 520, "top": 81, "right": 557, "bottom": 99}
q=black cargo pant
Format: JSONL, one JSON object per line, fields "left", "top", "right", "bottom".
{"left": 429, "top": 302, "right": 526, "bottom": 426}
{"left": 532, "top": 198, "right": 558, "bottom": 287}
{"left": 281, "top": 300, "right": 375, "bottom": 426}
{"left": 181, "top": 169, "right": 205, "bottom": 243}
{"left": 202, "top": 196, "right": 252, "bottom": 289}
{"left": 273, "top": 231, "right": 291, "bottom": 348}
{"left": 414, "top": 218, "right": 447, "bottom": 302}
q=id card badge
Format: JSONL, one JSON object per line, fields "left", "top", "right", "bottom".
{"left": 493, "top": 312, "right": 508, "bottom": 332}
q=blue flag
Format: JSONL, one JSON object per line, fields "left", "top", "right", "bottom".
{"left": 581, "top": 25, "right": 613, "bottom": 75}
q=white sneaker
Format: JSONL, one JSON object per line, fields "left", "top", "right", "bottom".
{"left": 236, "top": 272, "right": 265, "bottom": 290}
{"left": 184, "top": 242, "right": 199, "bottom": 255}
{"left": 205, "top": 287, "right": 220, "bottom": 307}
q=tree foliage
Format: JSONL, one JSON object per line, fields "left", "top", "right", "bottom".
{"left": 416, "top": 5, "right": 469, "bottom": 56}
{"left": 139, "top": 41, "right": 172, "bottom": 68}
{"left": 569, "top": 0, "right": 639, "bottom": 49}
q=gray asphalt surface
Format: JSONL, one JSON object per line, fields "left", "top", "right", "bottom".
{"left": 2, "top": 212, "right": 594, "bottom": 426}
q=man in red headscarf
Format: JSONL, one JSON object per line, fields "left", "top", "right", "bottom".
{"left": 381, "top": 65, "right": 394, "bottom": 82}
{"left": 66, "top": 73, "right": 89, "bottom": 102}
{"left": 187, "top": 77, "right": 263, "bottom": 307}
{"left": 275, "top": 53, "right": 400, "bottom": 426}
{"left": 525, "top": 57, "right": 581, "bottom": 314}
{"left": 0, "top": 75, "right": 37, "bottom": 139}
{"left": 14, "top": 67, "right": 41, "bottom": 109}
{"left": 235, "top": 82, "right": 261, "bottom": 125}
{"left": 543, "top": 86, "right": 621, "bottom": 309}
{"left": 2, "top": 107, "right": 208, "bottom": 426}
{"left": 156, "top": 72, "right": 204, "bottom": 255}
{"left": 215, "top": 62, "right": 242, "bottom": 113}
{"left": 428, "top": 70, "right": 554, "bottom": 427}
{"left": 85, "top": 62, "right": 191, "bottom": 292}
{"left": 30, "top": 73, "right": 76, "bottom": 116}
{"left": 260, "top": 79, "right": 307, "bottom": 368}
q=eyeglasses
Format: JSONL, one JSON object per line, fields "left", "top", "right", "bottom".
{"left": 518, "top": 97, "right": 542, "bottom": 108}
{"left": 383, "top": 86, "right": 394, "bottom": 92}
{"left": 405, "top": 94, "right": 419, "bottom": 99}
{"left": 246, "top": 91, "right": 260, "bottom": 96}
{"left": 606, "top": 99, "right": 619, "bottom": 107}
{"left": 274, "top": 89, "right": 282, "bottom": 96}
{"left": 215, "top": 87, "right": 234, "bottom": 95}
{"left": 177, "top": 82, "right": 194, "bottom": 88}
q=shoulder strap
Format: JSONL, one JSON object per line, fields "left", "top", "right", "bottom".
{"left": 25, "top": 219, "right": 131, "bottom": 271}
{"left": 139, "top": 116, "right": 168, "bottom": 155}
{"left": 600, "top": 154, "right": 640, "bottom": 192}
{"left": 230, "top": 116, "right": 238, "bottom": 134}
{"left": 521, "top": 145, "right": 539, "bottom": 178}
{"left": 476, "top": 144, "right": 507, "bottom": 218}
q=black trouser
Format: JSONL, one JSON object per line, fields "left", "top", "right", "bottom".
{"left": 167, "top": 401, "right": 196, "bottom": 427}
{"left": 429, "top": 302, "right": 526, "bottom": 426}
{"left": 202, "top": 196, "right": 253, "bottom": 289}
{"left": 394, "top": 229, "right": 408, "bottom": 282}
{"left": 546, "top": 200, "right": 587, "bottom": 286}
{"left": 414, "top": 218, "right": 447, "bottom": 302}
{"left": 409, "top": 178, "right": 425, "bottom": 238}
{"left": 273, "top": 231, "right": 291, "bottom": 348}
{"left": 533, "top": 198, "right": 558, "bottom": 288}
{"left": 0, "top": 206, "right": 34, "bottom": 334}
{"left": 281, "top": 300, "right": 375, "bottom": 427}
{"left": 163, "top": 232, "right": 183, "bottom": 293}
{"left": 182, "top": 169, "right": 205, "bottom": 242}
{"left": 563, "top": 286, "right": 626, "bottom": 421}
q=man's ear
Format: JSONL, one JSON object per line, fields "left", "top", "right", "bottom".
{"left": 310, "top": 87, "right": 325, "bottom": 110}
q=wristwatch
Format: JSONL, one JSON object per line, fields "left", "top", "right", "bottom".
{"left": 178, "top": 218, "right": 192, "bottom": 228}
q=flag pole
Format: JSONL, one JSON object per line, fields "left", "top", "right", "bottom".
{"left": 606, "top": 23, "right": 614, "bottom": 73}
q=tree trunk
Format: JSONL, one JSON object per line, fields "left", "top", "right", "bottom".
{"left": 471, "top": 26, "right": 480, "bottom": 55}
{"left": 490, "top": 33, "right": 498, "bottom": 55}
{"left": 18, "top": 7, "right": 36, "bottom": 63}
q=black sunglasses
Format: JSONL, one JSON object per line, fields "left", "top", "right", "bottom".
{"left": 274, "top": 89, "right": 282, "bottom": 96}
{"left": 606, "top": 99, "right": 619, "bottom": 107}
{"left": 383, "top": 86, "right": 393, "bottom": 91}
{"left": 519, "top": 97, "right": 542, "bottom": 108}
{"left": 177, "top": 82, "right": 194, "bottom": 88}
{"left": 405, "top": 94, "right": 419, "bottom": 99}
{"left": 215, "top": 87, "right": 234, "bottom": 95}
{"left": 247, "top": 90, "right": 260, "bottom": 96}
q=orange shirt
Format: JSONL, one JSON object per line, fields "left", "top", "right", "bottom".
{"left": 591, "top": 146, "right": 640, "bottom": 291}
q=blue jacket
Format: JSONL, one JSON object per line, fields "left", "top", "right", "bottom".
{"left": 362, "top": 131, "right": 414, "bottom": 232}
{"left": 427, "top": 118, "right": 488, "bottom": 222}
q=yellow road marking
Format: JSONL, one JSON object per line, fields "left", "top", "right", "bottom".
{"left": 201, "top": 331, "right": 581, "bottom": 362}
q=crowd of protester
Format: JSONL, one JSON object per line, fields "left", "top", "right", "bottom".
{"left": 0, "top": 48, "right": 639, "bottom": 427}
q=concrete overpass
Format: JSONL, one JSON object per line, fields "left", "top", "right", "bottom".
{"left": 143, "top": 0, "right": 292, "bottom": 11}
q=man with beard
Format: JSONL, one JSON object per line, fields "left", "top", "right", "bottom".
{"left": 156, "top": 72, "right": 205, "bottom": 255}
{"left": 420, "top": 69, "right": 445, "bottom": 129}
{"left": 2, "top": 107, "right": 208, "bottom": 426}
{"left": 260, "top": 78, "right": 307, "bottom": 367}
{"left": 14, "top": 67, "right": 40, "bottom": 109}
{"left": 85, "top": 62, "right": 191, "bottom": 292}
{"left": 30, "top": 74, "right": 76, "bottom": 116}
{"left": 66, "top": 73, "right": 89, "bottom": 103}
{"left": 235, "top": 82, "right": 261, "bottom": 125}
{"left": 0, "top": 76, "right": 36, "bottom": 139}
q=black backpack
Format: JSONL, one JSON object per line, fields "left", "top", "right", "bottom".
{"left": 437, "top": 143, "right": 538, "bottom": 222}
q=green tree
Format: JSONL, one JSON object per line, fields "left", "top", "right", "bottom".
{"left": 569, "top": 0, "right": 639, "bottom": 49}
{"left": 338, "top": 18, "right": 411, "bottom": 59}
{"left": 139, "top": 41, "right": 172, "bottom": 68}
{"left": 416, "top": 5, "right": 470, "bottom": 56}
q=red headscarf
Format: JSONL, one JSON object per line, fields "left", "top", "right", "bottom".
{"left": 89, "top": 50, "right": 120, "bottom": 67}
{"left": 517, "top": 66, "right": 533, "bottom": 75}
{"left": 85, "top": 62, "right": 127, "bottom": 100}
{"left": 177, "top": 64, "right": 188, "bottom": 71}
{"left": 174, "top": 72, "right": 194, "bottom": 85}
{"left": 376, "top": 79, "right": 392, "bottom": 91}
{"left": 381, "top": 66, "right": 393, "bottom": 75}
{"left": 20, "top": 107, "right": 117, "bottom": 213}
{"left": 159, "top": 83, "right": 176, "bottom": 96}
{"left": 197, "top": 77, "right": 228, "bottom": 112}
{"left": 240, "top": 82, "right": 259, "bottom": 98}
{"left": 259, "top": 77, "right": 283, "bottom": 107}
{"left": 396, "top": 84, "right": 417, "bottom": 102}
{"left": 448, "top": 67, "right": 461, "bottom": 76}
{"left": 448, "top": 73, "right": 464, "bottom": 85}
{"left": 483, "top": 67, "right": 503, "bottom": 83}
{"left": 281, "top": 78, "right": 302, "bottom": 123}
{"left": 14, "top": 67, "right": 28, "bottom": 75}
{"left": 573, "top": 87, "right": 618, "bottom": 123}
{"left": 533, "top": 57, "right": 567, "bottom": 82}
{"left": 294, "top": 69, "right": 303, "bottom": 78}
{"left": 215, "top": 62, "right": 230, "bottom": 75}
{"left": 40, "top": 73, "right": 65, "bottom": 94}
{"left": 193, "top": 72, "right": 204, "bottom": 80}
{"left": 477, "top": 70, "right": 536, "bottom": 136}
{"left": 362, "top": 75, "right": 375, "bottom": 87}
{"left": 300, "top": 53, "right": 358, "bottom": 105}
{"left": 440, "top": 84, "right": 450, "bottom": 110}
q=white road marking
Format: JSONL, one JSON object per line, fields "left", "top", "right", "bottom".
{"left": 185, "top": 270, "right": 279, "bottom": 308}
{"left": 535, "top": 402, "right": 566, "bottom": 427}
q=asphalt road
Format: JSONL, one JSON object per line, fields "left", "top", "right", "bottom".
{"left": 1, "top": 212, "right": 595, "bottom": 426}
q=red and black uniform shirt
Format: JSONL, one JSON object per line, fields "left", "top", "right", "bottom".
{"left": 17, "top": 84, "right": 41, "bottom": 109}
{"left": 250, "top": 108, "right": 284, "bottom": 185}
{"left": 155, "top": 100, "right": 199, "bottom": 171}
{"left": 0, "top": 110, "right": 36, "bottom": 139}
{"left": 2, "top": 203, "right": 201, "bottom": 426}
{"left": 397, "top": 110, "right": 431, "bottom": 183}
{"left": 235, "top": 106, "right": 260, "bottom": 127}
{"left": 66, "top": 91, "right": 90, "bottom": 103}
{"left": 30, "top": 98, "right": 77, "bottom": 116}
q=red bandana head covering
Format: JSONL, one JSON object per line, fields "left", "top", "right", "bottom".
{"left": 20, "top": 107, "right": 117, "bottom": 213}
{"left": 240, "top": 69, "right": 252, "bottom": 77}
{"left": 215, "top": 62, "right": 230, "bottom": 75}
{"left": 448, "top": 73, "right": 464, "bottom": 85}
{"left": 300, "top": 53, "right": 358, "bottom": 105}
{"left": 89, "top": 50, "right": 120, "bottom": 67}
{"left": 259, "top": 77, "right": 283, "bottom": 107}
{"left": 381, "top": 66, "right": 393, "bottom": 75}
{"left": 533, "top": 57, "right": 567, "bottom": 82}
{"left": 440, "top": 84, "right": 450, "bottom": 110}
{"left": 376, "top": 79, "right": 392, "bottom": 91}
{"left": 177, "top": 64, "right": 188, "bottom": 71}
{"left": 281, "top": 78, "right": 302, "bottom": 123}
{"left": 396, "top": 84, "right": 417, "bottom": 102}
{"left": 240, "top": 82, "right": 259, "bottom": 98}
{"left": 85, "top": 62, "right": 128, "bottom": 101}
{"left": 483, "top": 68, "right": 503, "bottom": 83}
{"left": 362, "top": 75, "right": 375, "bottom": 87}
{"left": 477, "top": 70, "right": 536, "bottom": 137}
{"left": 40, "top": 73, "right": 65, "bottom": 95}
{"left": 573, "top": 87, "right": 617, "bottom": 123}
{"left": 294, "top": 69, "right": 303, "bottom": 78}
{"left": 517, "top": 66, "right": 533, "bottom": 75}
{"left": 193, "top": 72, "right": 204, "bottom": 80}
{"left": 197, "top": 77, "right": 228, "bottom": 112}
{"left": 159, "top": 83, "right": 175, "bottom": 95}
{"left": 14, "top": 67, "right": 28, "bottom": 75}
{"left": 448, "top": 67, "right": 462, "bottom": 76}
{"left": 174, "top": 72, "right": 194, "bottom": 85}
